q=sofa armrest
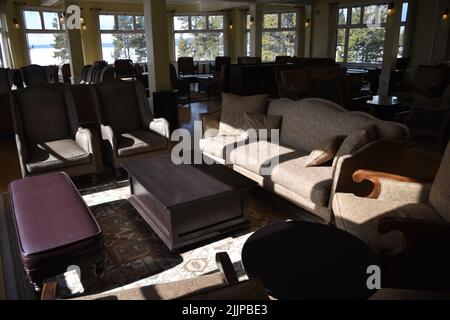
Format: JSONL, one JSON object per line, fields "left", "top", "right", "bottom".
{"left": 352, "top": 170, "right": 423, "bottom": 199}
{"left": 331, "top": 139, "right": 408, "bottom": 205}
{"left": 149, "top": 117, "right": 170, "bottom": 139}
{"left": 101, "top": 124, "right": 117, "bottom": 151}
{"left": 200, "top": 109, "right": 221, "bottom": 138}
{"left": 378, "top": 217, "right": 450, "bottom": 255}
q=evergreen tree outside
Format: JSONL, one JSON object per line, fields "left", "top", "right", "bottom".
{"left": 52, "top": 17, "right": 69, "bottom": 64}
{"left": 261, "top": 12, "right": 296, "bottom": 61}
{"left": 110, "top": 15, "right": 147, "bottom": 63}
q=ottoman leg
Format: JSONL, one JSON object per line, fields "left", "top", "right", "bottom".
{"left": 95, "top": 262, "right": 105, "bottom": 279}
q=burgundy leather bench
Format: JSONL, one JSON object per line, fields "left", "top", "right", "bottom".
{"left": 9, "top": 172, "right": 105, "bottom": 291}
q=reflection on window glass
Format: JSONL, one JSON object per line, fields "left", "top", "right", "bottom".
{"left": 101, "top": 33, "right": 147, "bottom": 63}
{"left": 338, "top": 8, "right": 347, "bottom": 25}
{"left": 174, "top": 32, "right": 224, "bottom": 61}
{"left": 208, "top": 15, "right": 223, "bottom": 29}
{"left": 174, "top": 16, "right": 189, "bottom": 31}
{"left": 246, "top": 31, "right": 251, "bottom": 56}
{"left": 135, "top": 16, "right": 144, "bottom": 30}
{"left": 351, "top": 7, "right": 361, "bottom": 24}
{"left": 43, "top": 12, "right": 60, "bottom": 30}
{"left": 191, "top": 16, "right": 206, "bottom": 30}
{"left": 281, "top": 13, "right": 296, "bottom": 28}
{"left": 99, "top": 15, "right": 115, "bottom": 30}
{"left": 118, "top": 15, "right": 133, "bottom": 30}
{"left": 24, "top": 11, "right": 42, "bottom": 29}
{"left": 264, "top": 14, "right": 279, "bottom": 29}
{"left": 246, "top": 15, "right": 251, "bottom": 29}
{"left": 27, "top": 33, "right": 69, "bottom": 65}
{"left": 262, "top": 31, "right": 295, "bottom": 61}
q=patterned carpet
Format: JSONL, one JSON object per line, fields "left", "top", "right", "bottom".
{"left": 1, "top": 179, "right": 294, "bottom": 299}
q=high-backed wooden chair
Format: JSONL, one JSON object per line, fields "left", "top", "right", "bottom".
{"left": 21, "top": 64, "right": 51, "bottom": 87}
{"left": 177, "top": 57, "right": 197, "bottom": 76}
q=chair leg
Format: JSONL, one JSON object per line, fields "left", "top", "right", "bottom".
{"left": 115, "top": 168, "right": 122, "bottom": 178}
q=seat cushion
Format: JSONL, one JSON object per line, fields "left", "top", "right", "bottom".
{"left": 26, "top": 139, "right": 91, "bottom": 173}
{"left": 117, "top": 131, "right": 167, "bottom": 157}
{"left": 9, "top": 172, "right": 103, "bottom": 270}
{"left": 271, "top": 155, "right": 334, "bottom": 206}
{"left": 230, "top": 140, "right": 305, "bottom": 175}
{"left": 199, "top": 135, "right": 245, "bottom": 160}
{"left": 333, "top": 193, "right": 443, "bottom": 254}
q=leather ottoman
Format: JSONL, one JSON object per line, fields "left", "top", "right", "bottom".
{"left": 9, "top": 172, "right": 105, "bottom": 291}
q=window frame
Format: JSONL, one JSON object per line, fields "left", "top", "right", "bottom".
{"left": 261, "top": 10, "right": 297, "bottom": 62}
{"left": 336, "top": 1, "right": 410, "bottom": 68}
{"left": 0, "top": 3, "right": 11, "bottom": 68}
{"left": 172, "top": 13, "right": 225, "bottom": 62}
{"left": 97, "top": 11, "right": 146, "bottom": 63}
{"left": 21, "top": 6, "right": 68, "bottom": 66}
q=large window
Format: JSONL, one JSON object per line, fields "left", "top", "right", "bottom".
{"left": 173, "top": 14, "right": 224, "bottom": 61}
{"left": 336, "top": 2, "right": 409, "bottom": 66}
{"left": 262, "top": 12, "right": 296, "bottom": 61}
{"left": 23, "top": 8, "right": 69, "bottom": 66}
{"left": 99, "top": 13, "right": 146, "bottom": 63}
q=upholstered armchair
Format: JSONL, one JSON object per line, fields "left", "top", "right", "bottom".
{"left": 332, "top": 141, "right": 450, "bottom": 259}
{"left": 21, "top": 64, "right": 51, "bottom": 87}
{"left": 91, "top": 79, "right": 170, "bottom": 174}
{"left": 10, "top": 85, "right": 99, "bottom": 182}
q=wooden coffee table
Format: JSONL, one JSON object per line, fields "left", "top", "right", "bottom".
{"left": 122, "top": 153, "right": 257, "bottom": 251}
{"left": 241, "top": 221, "right": 379, "bottom": 299}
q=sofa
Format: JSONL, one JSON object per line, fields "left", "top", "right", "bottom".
{"left": 200, "top": 97, "right": 409, "bottom": 223}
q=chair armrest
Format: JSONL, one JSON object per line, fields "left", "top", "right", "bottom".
{"left": 378, "top": 217, "right": 450, "bottom": 255}
{"left": 352, "top": 170, "right": 421, "bottom": 199}
{"left": 149, "top": 118, "right": 170, "bottom": 139}
{"left": 101, "top": 124, "right": 116, "bottom": 151}
{"left": 75, "top": 127, "right": 94, "bottom": 154}
{"left": 200, "top": 109, "right": 221, "bottom": 138}
{"left": 215, "top": 252, "right": 238, "bottom": 286}
{"left": 41, "top": 281, "right": 58, "bottom": 300}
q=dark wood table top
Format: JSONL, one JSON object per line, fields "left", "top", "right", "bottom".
{"left": 122, "top": 152, "right": 257, "bottom": 209}
{"left": 241, "top": 221, "right": 379, "bottom": 300}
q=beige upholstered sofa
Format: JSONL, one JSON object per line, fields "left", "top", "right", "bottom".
{"left": 200, "top": 98, "right": 409, "bottom": 223}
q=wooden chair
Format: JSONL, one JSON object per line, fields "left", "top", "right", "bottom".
{"left": 61, "top": 64, "right": 71, "bottom": 84}
{"left": 177, "top": 57, "right": 197, "bottom": 76}
{"left": 169, "top": 63, "right": 191, "bottom": 100}
{"left": 114, "top": 59, "right": 135, "bottom": 79}
{"left": 237, "top": 56, "right": 262, "bottom": 65}
{"left": 41, "top": 252, "right": 269, "bottom": 300}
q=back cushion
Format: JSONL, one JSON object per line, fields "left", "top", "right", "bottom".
{"left": 268, "top": 98, "right": 408, "bottom": 152}
{"left": 16, "top": 86, "right": 70, "bottom": 143}
{"left": 97, "top": 81, "right": 141, "bottom": 133}
{"left": 429, "top": 142, "right": 450, "bottom": 222}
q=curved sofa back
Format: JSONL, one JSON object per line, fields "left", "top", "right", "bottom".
{"left": 267, "top": 98, "right": 409, "bottom": 152}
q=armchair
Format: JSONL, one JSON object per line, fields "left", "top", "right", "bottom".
{"left": 332, "top": 140, "right": 450, "bottom": 257}
{"left": 21, "top": 64, "right": 51, "bottom": 87}
{"left": 10, "top": 85, "right": 99, "bottom": 182}
{"left": 91, "top": 79, "right": 170, "bottom": 174}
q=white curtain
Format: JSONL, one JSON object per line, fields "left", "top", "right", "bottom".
{"left": 327, "top": 2, "right": 339, "bottom": 60}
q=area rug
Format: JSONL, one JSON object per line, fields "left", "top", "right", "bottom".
{"left": 1, "top": 181, "right": 293, "bottom": 299}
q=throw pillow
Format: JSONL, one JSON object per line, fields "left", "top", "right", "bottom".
{"left": 305, "top": 135, "right": 346, "bottom": 167}
{"left": 218, "top": 93, "right": 269, "bottom": 136}
{"left": 335, "top": 125, "right": 378, "bottom": 158}
{"left": 241, "top": 113, "right": 283, "bottom": 140}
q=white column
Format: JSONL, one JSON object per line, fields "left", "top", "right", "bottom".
{"left": 378, "top": 0, "right": 402, "bottom": 96}
{"left": 64, "top": 0, "right": 85, "bottom": 83}
{"left": 249, "top": 3, "right": 263, "bottom": 57}
{"left": 144, "top": 0, "right": 171, "bottom": 95}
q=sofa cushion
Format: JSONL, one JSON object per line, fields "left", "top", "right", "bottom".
{"left": 333, "top": 193, "right": 442, "bottom": 254}
{"left": 335, "top": 125, "right": 378, "bottom": 158}
{"left": 199, "top": 135, "right": 245, "bottom": 160}
{"left": 242, "top": 113, "right": 282, "bottom": 140}
{"left": 117, "top": 131, "right": 167, "bottom": 157}
{"left": 26, "top": 139, "right": 91, "bottom": 173}
{"left": 271, "top": 155, "right": 334, "bottom": 206}
{"left": 230, "top": 140, "right": 307, "bottom": 175}
{"left": 218, "top": 93, "right": 268, "bottom": 136}
{"left": 305, "top": 135, "right": 346, "bottom": 167}
{"left": 267, "top": 98, "right": 408, "bottom": 152}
